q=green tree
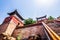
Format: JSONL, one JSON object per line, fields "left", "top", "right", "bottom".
{"left": 24, "top": 18, "right": 36, "bottom": 25}
{"left": 48, "top": 16, "right": 54, "bottom": 20}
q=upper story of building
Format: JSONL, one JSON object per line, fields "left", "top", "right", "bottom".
{"left": 3, "top": 10, "right": 24, "bottom": 27}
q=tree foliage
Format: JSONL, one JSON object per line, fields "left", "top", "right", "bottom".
{"left": 16, "top": 33, "right": 22, "bottom": 40}
{"left": 48, "top": 16, "right": 54, "bottom": 20}
{"left": 24, "top": 18, "right": 36, "bottom": 25}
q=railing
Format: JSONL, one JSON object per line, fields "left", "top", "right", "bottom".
{"left": 42, "top": 22, "right": 60, "bottom": 40}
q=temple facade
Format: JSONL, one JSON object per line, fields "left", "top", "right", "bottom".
{"left": 0, "top": 10, "right": 60, "bottom": 40}
{"left": 0, "top": 10, "right": 48, "bottom": 40}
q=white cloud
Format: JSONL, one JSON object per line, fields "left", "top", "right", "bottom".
{"left": 34, "top": 0, "right": 58, "bottom": 8}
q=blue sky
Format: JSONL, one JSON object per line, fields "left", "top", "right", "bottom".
{"left": 0, "top": 0, "right": 60, "bottom": 24}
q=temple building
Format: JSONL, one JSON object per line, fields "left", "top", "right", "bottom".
{"left": 0, "top": 10, "right": 60, "bottom": 40}
{"left": 0, "top": 10, "right": 48, "bottom": 40}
